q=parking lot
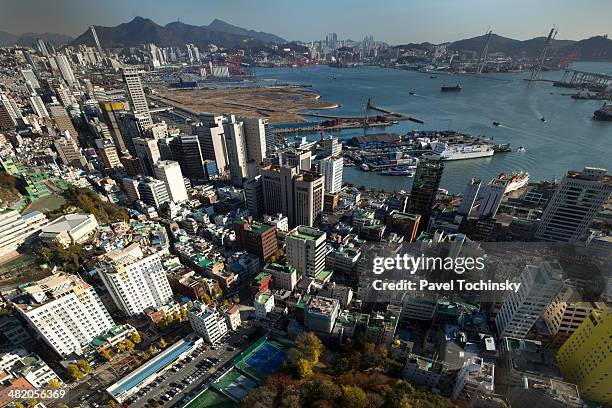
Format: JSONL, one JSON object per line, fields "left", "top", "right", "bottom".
{"left": 130, "top": 325, "right": 256, "bottom": 408}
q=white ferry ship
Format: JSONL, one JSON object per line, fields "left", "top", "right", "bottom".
{"left": 498, "top": 171, "right": 530, "bottom": 193}
{"left": 422, "top": 142, "right": 494, "bottom": 161}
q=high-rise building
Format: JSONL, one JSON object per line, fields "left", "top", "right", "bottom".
{"left": 495, "top": 262, "right": 564, "bottom": 339}
{"left": 286, "top": 226, "right": 327, "bottom": 278}
{"left": 556, "top": 310, "right": 611, "bottom": 405}
{"left": 0, "top": 93, "right": 19, "bottom": 130}
{"left": 29, "top": 94, "right": 49, "bottom": 119}
{"left": 53, "top": 134, "right": 87, "bottom": 169}
{"left": 12, "top": 273, "right": 115, "bottom": 357}
{"left": 283, "top": 149, "right": 312, "bottom": 171}
{"left": 239, "top": 117, "right": 268, "bottom": 163}
{"left": 244, "top": 176, "right": 265, "bottom": 218}
{"left": 21, "top": 69, "right": 40, "bottom": 90}
{"left": 293, "top": 171, "right": 325, "bottom": 227}
{"left": 408, "top": 160, "right": 444, "bottom": 226}
{"left": 137, "top": 177, "right": 170, "bottom": 207}
{"left": 323, "top": 136, "right": 341, "bottom": 158}
{"left": 96, "top": 139, "right": 122, "bottom": 169}
{"left": 320, "top": 156, "right": 343, "bottom": 194}
{"left": 234, "top": 218, "right": 278, "bottom": 262}
{"left": 262, "top": 165, "right": 296, "bottom": 221}
{"left": 90, "top": 25, "right": 103, "bottom": 55}
{"left": 0, "top": 210, "right": 48, "bottom": 258}
{"left": 50, "top": 80, "right": 72, "bottom": 107}
{"left": 458, "top": 178, "right": 481, "bottom": 216}
{"left": 478, "top": 178, "right": 509, "bottom": 219}
{"left": 223, "top": 118, "right": 248, "bottom": 186}
{"left": 195, "top": 122, "right": 228, "bottom": 175}
{"left": 99, "top": 101, "right": 128, "bottom": 152}
{"left": 153, "top": 160, "right": 188, "bottom": 203}
{"left": 48, "top": 103, "right": 77, "bottom": 137}
{"left": 121, "top": 67, "right": 152, "bottom": 127}
{"left": 53, "top": 55, "right": 76, "bottom": 86}
{"left": 169, "top": 135, "right": 208, "bottom": 183}
{"left": 98, "top": 243, "right": 173, "bottom": 316}
{"left": 534, "top": 167, "right": 612, "bottom": 243}
{"left": 132, "top": 137, "right": 160, "bottom": 176}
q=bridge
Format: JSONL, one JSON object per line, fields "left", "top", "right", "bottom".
{"left": 553, "top": 69, "right": 612, "bottom": 91}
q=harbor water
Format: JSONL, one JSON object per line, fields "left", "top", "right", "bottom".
{"left": 256, "top": 62, "right": 612, "bottom": 193}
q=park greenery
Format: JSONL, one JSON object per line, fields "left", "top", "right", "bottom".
{"left": 242, "top": 332, "right": 455, "bottom": 408}
{"left": 46, "top": 185, "right": 129, "bottom": 224}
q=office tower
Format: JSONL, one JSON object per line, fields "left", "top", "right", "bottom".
{"left": 556, "top": 310, "right": 611, "bottom": 405}
{"left": 239, "top": 117, "right": 268, "bottom": 163}
{"left": 188, "top": 302, "right": 228, "bottom": 344}
{"left": 408, "top": 160, "right": 445, "bottom": 225}
{"left": 534, "top": 167, "right": 612, "bottom": 243}
{"left": 21, "top": 69, "right": 40, "bottom": 90}
{"left": 29, "top": 94, "right": 49, "bottom": 119}
{"left": 195, "top": 122, "right": 228, "bottom": 175}
{"left": 262, "top": 165, "right": 296, "bottom": 220}
{"left": 53, "top": 55, "right": 76, "bottom": 86}
{"left": 458, "top": 179, "right": 481, "bottom": 216}
{"left": 234, "top": 218, "right": 278, "bottom": 262}
{"left": 293, "top": 171, "right": 324, "bottom": 227}
{"left": 320, "top": 156, "right": 343, "bottom": 194}
{"left": 451, "top": 357, "right": 495, "bottom": 405}
{"left": 121, "top": 67, "right": 152, "bottom": 127}
{"left": 169, "top": 135, "right": 208, "bottom": 183}
{"left": 12, "top": 273, "right": 115, "bottom": 357}
{"left": 153, "top": 160, "right": 188, "bottom": 203}
{"left": 283, "top": 149, "right": 312, "bottom": 171}
{"left": 0, "top": 210, "right": 48, "bottom": 258}
{"left": 48, "top": 103, "right": 77, "bottom": 137}
{"left": 478, "top": 178, "right": 509, "bottom": 219}
{"left": 90, "top": 25, "right": 103, "bottom": 55}
{"left": 132, "top": 137, "right": 160, "bottom": 176}
{"left": 137, "top": 178, "right": 170, "bottom": 207}
{"left": 223, "top": 118, "right": 248, "bottom": 186}
{"left": 286, "top": 226, "right": 327, "bottom": 278}
{"left": 100, "top": 101, "right": 128, "bottom": 152}
{"left": 96, "top": 139, "right": 122, "bottom": 169}
{"left": 495, "top": 262, "right": 564, "bottom": 339}
{"left": 323, "top": 136, "right": 341, "bottom": 157}
{"left": 34, "top": 38, "right": 49, "bottom": 56}
{"left": 244, "top": 176, "right": 265, "bottom": 217}
{"left": 0, "top": 93, "right": 19, "bottom": 130}
{"left": 53, "top": 135, "right": 87, "bottom": 169}
{"left": 98, "top": 243, "right": 173, "bottom": 316}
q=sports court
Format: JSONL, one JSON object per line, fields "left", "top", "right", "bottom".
{"left": 234, "top": 336, "right": 292, "bottom": 380}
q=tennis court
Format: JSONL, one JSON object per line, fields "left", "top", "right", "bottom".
{"left": 242, "top": 343, "right": 287, "bottom": 376}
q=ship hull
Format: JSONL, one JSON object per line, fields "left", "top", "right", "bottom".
{"left": 423, "top": 150, "right": 494, "bottom": 161}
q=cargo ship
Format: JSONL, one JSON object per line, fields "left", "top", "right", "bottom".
{"left": 381, "top": 167, "right": 416, "bottom": 176}
{"left": 441, "top": 84, "right": 462, "bottom": 92}
{"left": 497, "top": 171, "right": 530, "bottom": 194}
{"left": 422, "top": 142, "right": 494, "bottom": 160}
{"left": 593, "top": 103, "right": 612, "bottom": 121}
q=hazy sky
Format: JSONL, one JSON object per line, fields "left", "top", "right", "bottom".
{"left": 1, "top": 0, "right": 611, "bottom": 44}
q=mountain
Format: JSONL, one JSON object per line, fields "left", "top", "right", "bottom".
{"left": 561, "top": 36, "right": 612, "bottom": 61}
{"left": 71, "top": 16, "right": 284, "bottom": 50}
{"left": 207, "top": 19, "right": 285, "bottom": 44}
{"left": 0, "top": 31, "right": 73, "bottom": 47}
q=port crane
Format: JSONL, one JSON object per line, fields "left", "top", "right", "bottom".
{"left": 559, "top": 46, "right": 578, "bottom": 69}
{"left": 477, "top": 30, "right": 493, "bottom": 74}
{"left": 529, "top": 27, "right": 557, "bottom": 83}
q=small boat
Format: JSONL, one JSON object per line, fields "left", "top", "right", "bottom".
{"left": 430, "top": 75, "right": 437, "bottom": 79}
{"left": 492, "top": 121, "right": 500, "bottom": 126}
{"left": 409, "top": 92, "right": 416, "bottom": 95}
{"left": 441, "top": 84, "right": 462, "bottom": 92}
{"left": 517, "top": 146, "right": 526, "bottom": 153}
{"left": 360, "top": 163, "right": 370, "bottom": 171}
{"left": 539, "top": 117, "right": 546, "bottom": 122}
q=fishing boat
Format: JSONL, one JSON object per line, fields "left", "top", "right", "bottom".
{"left": 441, "top": 84, "right": 462, "bottom": 92}
{"left": 492, "top": 121, "right": 500, "bottom": 126}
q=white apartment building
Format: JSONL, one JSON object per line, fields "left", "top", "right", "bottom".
{"left": 223, "top": 117, "right": 248, "bottom": 186}
{"left": 320, "top": 156, "right": 343, "bottom": 194}
{"left": 0, "top": 349, "right": 63, "bottom": 388}
{"left": 0, "top": 209, "right": 48, "bottom": 258}
{"left": 153, "top": 160, "right": 188, "bottom": 203}
{"left": 264, "top": 263, "right": 298, "bottom": 291}
{"left": 12, "top": 273, "right": 115, "bottom": 357}
{"left": 534, "top": 167, "right": 612, "bottom": 243}
{"left": 188, "top": 302, "right": 228, "bottom": 344}
{"left": 304, "top": 296, "right": 340, "bottom": 334}
{"left": 495, "top": 262, "right": 564, "bottom": 339}
{"left": 98, "top": 243, "right": 174, "bottom": 316}
{"left": 286, "top": 226, "right": 327, "bottom": 278}
{"left": 254, "top": 291, "right": 275, "bottom": 319}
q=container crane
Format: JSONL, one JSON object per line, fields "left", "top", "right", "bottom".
{"left": 529, "top": 27, "right": 557, "bottom": 83}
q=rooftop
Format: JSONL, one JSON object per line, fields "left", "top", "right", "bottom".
{"left": 306, "top": 296, "right": 339, "bottom": 315}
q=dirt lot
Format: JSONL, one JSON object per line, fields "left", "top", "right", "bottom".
{"left": 156, "top": 85, "right": 337, "bottom": 124}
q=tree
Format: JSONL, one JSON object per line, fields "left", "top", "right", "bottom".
{"left": 201, "top": 293, "right": 212, "bottom": 305}
{"left": 212, "top": 286, "right": 223, "bottom": 298}
{"left": 77, "top": 359, "right": 92, "bottom": 374}
{"left": 15, "top": 402, "right": 24, "bottom": 408}
{"left": 68, "top": 364, "right": 84, "bottom": 381}
{"left": 148, "top": 345, "right": 157, "bottom": 355}
{"left": 341, "top": 385, "right": 367, "bottom": 408}
{"left": 296, "top": 358, "right": 313, "bottom": 379}
{"left": 26, "top": 399, "right": 38, "bottom": 408}
{"left": 124, "top": 339, "right": 135, "bottom": 350}
{"left": 158, "top": 338, "right": 167, "bottom": 348}
{"left": 99, "top": 349, "right": 112, "bottom": 361}
{"left": 130, "top": 332, "right": 142, "bottom": 344}
{"left": 172, "top": 311, "right": 181, "bottom": 322}
{"left": 295, "top": 332, "right": 324, "bottom": 364}
{"left": 48, "top": 378, "right": 62, "bottom": 389}
{"left": 116, "top": 342, "right": 126, "bottom": 353}
{"left": 180, "top": 307, "right": 188, "bottom": 320}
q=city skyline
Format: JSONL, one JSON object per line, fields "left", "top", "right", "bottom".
{"left": 1, "top": 0, "right": 612, "bottom": 44}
